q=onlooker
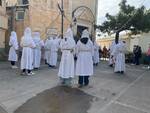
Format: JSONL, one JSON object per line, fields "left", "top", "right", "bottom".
{"left": 99, "top": 46, "right": 102, "bottom": 60}
{"left": 133, "top": 45, "right": 142, "bottom": 65}
{"left": 146, "top": 44, "right": 150, "bottom": 69}
{"left": 93, "top": 41, "right": 100, "bottom": 66}
{"left": 103, "top": 46, "right": 108, "bottom": 60}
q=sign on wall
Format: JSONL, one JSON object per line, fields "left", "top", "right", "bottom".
{"left": 47, "top": 28, "right": 57, "bottom": 36}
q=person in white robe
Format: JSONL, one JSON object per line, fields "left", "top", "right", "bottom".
{"left": 32, "top": 32, "right": 44, "bottom": 69}
{"left": 109, "top": 41, "right": 116, "bottom": 67}
{"left": 44, "top": 38, "right": 49, "bottom": 64}
{"left": 55, "top": 35, "right": 61, "bottom": 44}
{"left": 93, "top": 41, "right": 100, "bottom": 66}
{"left": 8, "top": 31, "right": 19, "bottom": 69}
{"left": 44, "top": 37, "right": 52, "bottom": 66}
{"left": 58, "top": 27, "right": 76, "bottom": 86}
{"left": 49, "top": 36, "right": 60, "bottom": 68}
{"left": 76, "top": 29, "right": 94, "bottom": 87}
{"left": 111, "top": 41, "right": 126, "bottom": 74}
{"left": 20, "top": 27, "right": 36, "bottom": 75}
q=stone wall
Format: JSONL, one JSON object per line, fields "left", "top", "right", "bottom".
{"left": 28, "top": 0, "right": 71, "bottom": 39}
{"left": 7, "top": 0, "right": 97, "bottom": 41}
{"left": 0, "top": 1, "right": 8, "bottom": 60}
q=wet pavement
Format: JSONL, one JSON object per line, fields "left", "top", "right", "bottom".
{"left": 0, "top": 61, "right": 150, "bottom": 113}
{"left": 14, "top": 86, "right": 94, "bottom": 113}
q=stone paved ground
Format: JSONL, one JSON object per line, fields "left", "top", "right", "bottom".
{"left": 0, "top": 61, "right": 149, "bottom": 113}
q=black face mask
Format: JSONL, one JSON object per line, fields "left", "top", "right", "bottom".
{"left": 80, "top": 38, "right": 89, "bottom": 44}
{"left": 65, "top": 38, "right": 67, "bottom": 41}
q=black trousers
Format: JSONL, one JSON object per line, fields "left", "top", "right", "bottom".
{"left": 78, "top": 76, "right": 89, "bottom": 85}
{"left": 11, "top": 61, "right": 15, "bottom": 66}
{"left": 135, "top": 56, "right": 140, "bottom": 65}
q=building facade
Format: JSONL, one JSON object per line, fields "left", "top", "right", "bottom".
{"left": 0, "top": 0, "right": 8, "bottom": 59}
{"left": 6, "top": 0, "right": 98, "bottom": 42}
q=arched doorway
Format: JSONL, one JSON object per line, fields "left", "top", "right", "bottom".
{"left": 72, "top": 6, "right": 95, "bottom": 40}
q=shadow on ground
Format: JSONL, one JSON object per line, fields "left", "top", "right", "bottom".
{"left": 14, "top": 86, "right": 94, "bottom": 113}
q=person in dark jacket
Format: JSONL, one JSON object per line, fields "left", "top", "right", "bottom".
{"left": 135, "top": 46, "right": 142, "bottom": 65}
{"left": 133, "top": 45, "right": 142, "bottom": 65}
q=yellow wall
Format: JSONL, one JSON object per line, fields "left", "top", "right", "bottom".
{"left": 0, "top": 2, "right": 8, "bottom": 49}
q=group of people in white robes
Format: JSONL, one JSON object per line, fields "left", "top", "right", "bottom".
{"left": 8, "top": 26, "right": 100, "bottom": 86}
{"left": 8, "top": 27, "right": 44, "bottom": 75}
{"left": 109, "top": 40, "right": 127, "bottom": 74}
{"left": 8, "top": 26, "right": 104, "bottom": 88}
{"left": 58, "top": 28, "right": 94, "bottom": 87}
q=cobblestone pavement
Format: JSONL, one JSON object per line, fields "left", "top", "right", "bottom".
{"left": 0, "top": 61, "right": 149, "bottom": 113}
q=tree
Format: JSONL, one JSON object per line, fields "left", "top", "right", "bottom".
{"left": 97, "top": 0, "right": 150, "bottom": 44}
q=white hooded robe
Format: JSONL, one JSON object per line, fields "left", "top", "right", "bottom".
{"left": 33, "top": 32, "right": 44, "bottom": 68}
{"left": 76, "top": 30, "right": 94, "bottom": 76}
{"left": 112, "top": 41, "right": 126, "bottom": 72}
{"left": 49, "top": 37, "right": 59, "bottom": 66}
{"left": 58, "top": 28, "right": 76, "bottom": 78}
{"left": 93, "top": 41, "right": 100, "bottom": 64}
{"left": 44, "top": 37, "right": 53, "bottom": 64}
{"left": 8, "top": 31, "right": 19, "bottom": 62}
{"left": 109, "top": 41, "right": 116, "bottom": 65}
{"left": 20, "top": 27, "right": 35, "bottom": 70}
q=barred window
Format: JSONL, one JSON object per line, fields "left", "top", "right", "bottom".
{"left": 16, "top": 11, "right": 25, "bottom": 20}
{"left": 18, "top": 0, "right": 28, "bottom": 5}
{"left": 22, "top": 0, "right": 28, "bottom": 4}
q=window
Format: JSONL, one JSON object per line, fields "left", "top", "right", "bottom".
{"left": 18, "top": 0, "right": 28, "bottom": 5}
{"left": 16, "top": 11, "right": 25, "bottom": 20}
{"left": 22, "top": 0, "right": 28, "bottom": 4}
{"left": 0, "top": 0, "right": 2, "bottom": 6}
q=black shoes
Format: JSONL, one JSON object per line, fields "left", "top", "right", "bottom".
{"left": 115, "top": 71, "right": 124, "bottom": 74}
